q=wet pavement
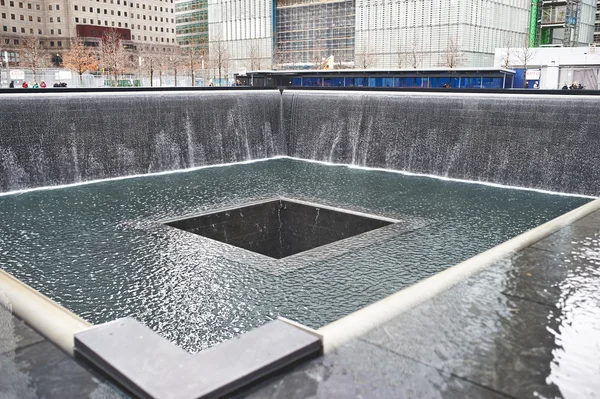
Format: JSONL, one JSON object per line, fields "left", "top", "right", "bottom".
{"left": 240, "top": 210, "right": 600, "bottom": 399}
{"left": 0, "top": 305, "right": 128, "bottom": 399}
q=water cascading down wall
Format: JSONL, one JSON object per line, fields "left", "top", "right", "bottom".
{"left": 0, "top": 90, "right": 599, "bottom": 195}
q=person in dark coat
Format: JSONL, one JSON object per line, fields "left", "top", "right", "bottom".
{"left": 9, "top": 81, "right": 14, "bottom": 88}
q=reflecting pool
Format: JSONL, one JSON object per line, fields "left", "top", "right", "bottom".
{"left": 0, "top": 158, "right": 590, "bottom": 352}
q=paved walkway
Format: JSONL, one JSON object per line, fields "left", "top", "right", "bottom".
{"left": 0, "top": 305, "right": 128, "bottom": 399}
{"left": 241, "top": 210, "right": 600, "bottom": 398}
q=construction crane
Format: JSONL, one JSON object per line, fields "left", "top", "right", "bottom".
{"left": 317, "top": 55, "right": 335, "bottom": 70}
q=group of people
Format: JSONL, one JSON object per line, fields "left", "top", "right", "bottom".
{"left": 9, "top": 80, "right": 67, "bottom": 88}
{"left": 562, "top": 82, "right": 584, "bottom": 90}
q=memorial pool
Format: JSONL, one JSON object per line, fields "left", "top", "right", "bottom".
{"left": 0, "top": 158, "right": 590, "bottom": 352}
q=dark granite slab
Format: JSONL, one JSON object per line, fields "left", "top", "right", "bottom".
{"left": 0, "top": 307, "right": 127, "bottom": 399}
{"left": 240, "top": 337, "right": 510, "bottom": 399}
{"left": 531, "top": 223, "right": 599, "bottom": 254}
{"left": 75, "top": 317, "right": 322, "bottom": 399}
{"left": 0, "top": 305, "right": 44, "bottom": 356}
{"left": 573, "top": 209, "right": 600, "bottom": 229}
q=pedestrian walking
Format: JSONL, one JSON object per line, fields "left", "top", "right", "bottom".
{"left": 9, "top": 81, "right": 14, "bottom": 88}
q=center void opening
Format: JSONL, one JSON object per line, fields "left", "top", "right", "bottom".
{"left": 166, "top": 199, "right": 394, "bottom": 259}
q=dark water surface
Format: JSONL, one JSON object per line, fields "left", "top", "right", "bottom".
{"left": 0, "top": 159, "right": 590, "bottom": 352}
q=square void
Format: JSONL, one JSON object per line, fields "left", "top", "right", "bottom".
{"left": 165, "top": 199, "right": 394, "bottom": 260}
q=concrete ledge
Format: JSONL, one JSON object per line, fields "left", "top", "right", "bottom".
{"left": 74, "top": 317, "right": 322, "bottom": 399}
{"left": 0, "top": 269, "right": 91, "bottom": 356}
{"left": 319, "top": 197, "right": 600, "bottom": 353}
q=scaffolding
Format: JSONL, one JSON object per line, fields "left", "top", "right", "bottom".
{"left": 539, "top": 0, "right": 582, "bottom": 46}
{"left": 274, "top": 0, "right": 355, "bottom": 69}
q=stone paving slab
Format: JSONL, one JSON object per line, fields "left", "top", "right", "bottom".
{"left": 241, "top": 338, "right": 509, "bottom": 399}
{"left": 0, "top": 305, "right": 44, "bottom": 356}
{"left": 0, "top": 307, "right": 128, "bottom": 399}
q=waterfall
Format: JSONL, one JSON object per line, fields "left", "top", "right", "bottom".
{"left": 1, "top": 90, "right": 599, "bottom": 196}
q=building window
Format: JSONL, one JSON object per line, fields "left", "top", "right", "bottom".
{"left": 20, "top": 27, "right": 24, "bottom": 32}
{"left": 27, "top": 3, "right": 30, "bottom": 8}
{"left": 75, "top": 17, "right": 79, "bottom": 22}
{"left": 28, "top": 15, "right": 31, "bottom": 21}
{"left": 58, "top": 28, "right": 61, "bottom": 34}
{"left": 82, "top": 18, "right": 86, "bottom": 23}
{"left": 35, "top": 3, "right": 39, "bottom": 9}
{"left": 49, "top": 16, "right": 53, "bottom": 22}
{"left": 37, "top": 28, "right": 41, "bottom": 34}
{"left": 56, "top": 4, "right": 59, "bottom": 10}
{"left": 36, "top": 16, "right": 40, "bottom": 22}
{"left": 103, "top": 9, "right": 106, "bottom": 13}
{"left": 1, "top": 13, "right": 5, "bottom": 18}
{"left": 50, "top": 28, "right": 54, "bottom": 34}
{"left": 57, "top": 16, "right": 60, "bottom": 22}
{"left": 9, "top": 1, "right": 13, "bottom": 6}
{"left": 19, "top": 14, "right": 23, "bottom": 20}
{"left": 90, "top": 19, "right": 93, "bottom": 23}
{"left": 48, "top": 4, "right": 52, "bottom": 10}
{"left": 58, "top": 41, "right": 62, "bottom": 46}
{"left": 13, "top": 38, "right": 18, "bottom": 44}
{"left": 50, "top": 41, "right": 54, "bottom": 47}
{"left": 74, "top": 5, "right": 78, "bottom": 10}
{"left": 18, "top": 2, "right": 22, "bottom": 7}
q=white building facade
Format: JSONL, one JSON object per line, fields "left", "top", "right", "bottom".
{"left": 355, "top": 0, "right": 532, "bottom": 68}
{"left": 207, "top": 0, "right": 272, "bottom": 73}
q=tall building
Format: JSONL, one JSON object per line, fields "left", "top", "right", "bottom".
{"left": 594, "top": 0, "right": 600, "bottom": 44}
{"left": 0, "top": 0, "right": 177, "bottom": 66}
{"left": 356, "top": 0, "right": 531, "bottom": 68}
{"left": 175, "top": 0, "right": 208, "bottom": 51}
{"left": 203, "top": 0, "right": 543, "bottom": 71}
{"left": 275, "top": 0, "right": 355, "bottom": 68}
{"left": 207, "top": 0, "right": 272, "bottom": 73}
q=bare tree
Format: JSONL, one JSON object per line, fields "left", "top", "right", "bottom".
{"left": 355, "top": 41, "right": 377, "bottom": 69}
{"left": 248, "top": 40, "right": 262, "bottom": 70}
{"left": 62, "top": 38, "right": 99, "bottom": 86}
{"left": 101, "top": 29, "right": 130, "bottom": 86}
{"left": 20, "top": 33, "right": 48, "bottom": 82}
{"left": 395, "top": 44, "right": 406, "bottom": 69}
{"left": 168, "top": 47, "right": 183, "bottom": 87}
{"left": 516, "top": 30, "right": 538, "bottom": 87}
{"left": 210, "top": 31, "right": 230, "bottom": 86}
{"left": 140, "top": 46, "right": 158, "bottom": 86}
{"left": 182, "top": 46, "right": 205, "bottom": 86}
{"left": 498, "top": 37, "right": 513, "bottom": 69}
{"left": 440, "top": 36, "right": 465, "bottom": 68}
{"left": 406, "top": 38, "right": 422, "bottom": 69}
